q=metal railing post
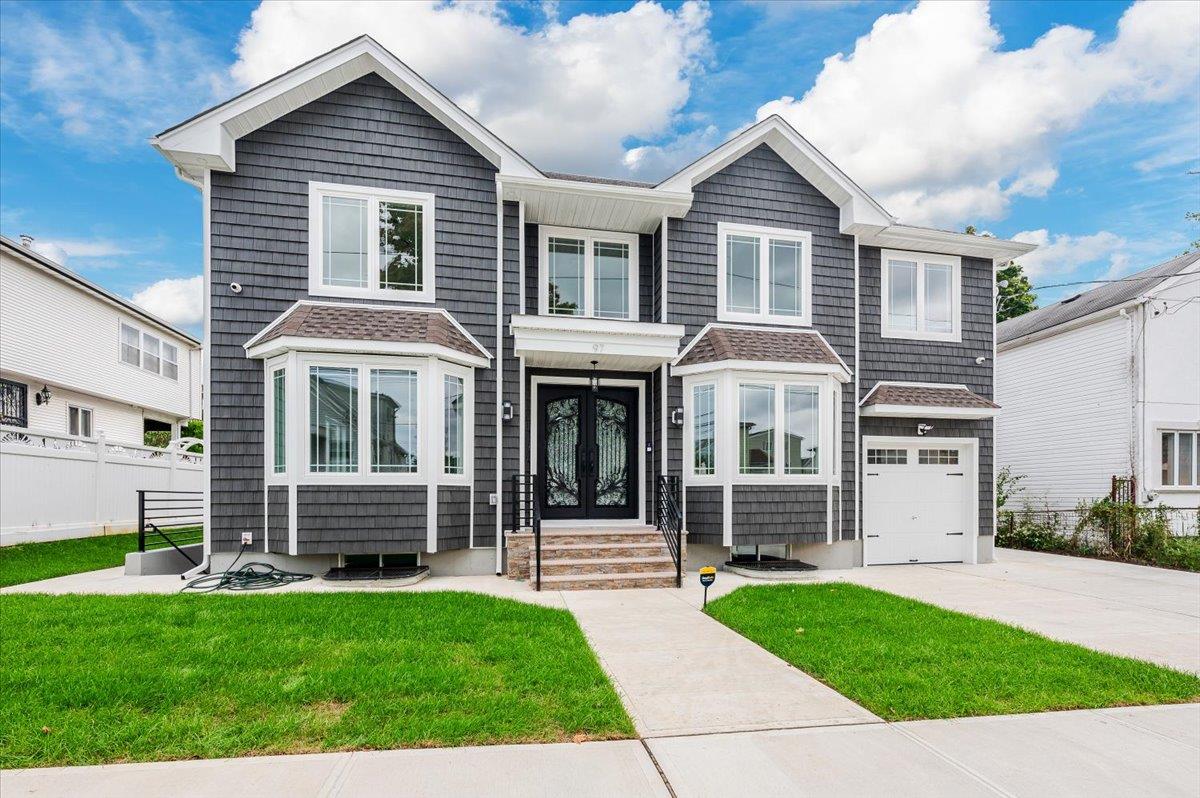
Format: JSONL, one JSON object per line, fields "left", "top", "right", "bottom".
{"left": 137, "top": 490, "right": 146, "bottom": 552}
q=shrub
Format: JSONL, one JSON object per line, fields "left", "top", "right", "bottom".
{"left": 143, "top": 431, "right": 172, "bottom": 449}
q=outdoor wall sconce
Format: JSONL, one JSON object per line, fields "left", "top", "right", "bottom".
{"left": 917, "top": 423, "right": 934, "bottom": 436}
{"left": 501, "top": 401, "right": 514, "bottom": 422}
{"left": 589, "top": 360, "right": 600, "bottom": 393}
{"left": 671, "top": 407, "right": 684, "bottom": 426}
{"left": 34, "top": 385, "right": 52, "bottom": 406}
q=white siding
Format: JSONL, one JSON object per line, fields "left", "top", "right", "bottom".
{"left": 4, "top": 372, "right": 161, "bottom": 446}
{"left": 0, "top": 250, "right": 200, "bottom": 420}
{"left": 996, "top": 315, "right": 1132, "bottom": 508}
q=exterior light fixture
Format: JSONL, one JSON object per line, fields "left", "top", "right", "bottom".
{"left": 34, "top": 385, "right": 52, "bottom": 406}
{"left": 501, "top": 401, "right": 514, "bottom": 422}
{"left": 671, "top": 407, "right": 684, "bottom": 426}
{"left": 589, "top": 360, "right": 599, "bottom": 393}
{"left": 917, "top": 423, "right": 934, "bottom": 436}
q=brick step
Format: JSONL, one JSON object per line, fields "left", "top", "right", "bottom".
{"left": 538, "top": 570, "right": 680, "bottom": 590}
{"left": 538, "top": 556, "right": 677, "bottom": 577}
{"left": 537, "top": 528, "right": 665, "bottom": 546}
{"left": 540, "top": 541, "right": 669, "bottom": 560}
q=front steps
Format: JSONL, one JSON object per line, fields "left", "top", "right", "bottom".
{"left": 506, "top": 526, "right": 682, "bottom": 590}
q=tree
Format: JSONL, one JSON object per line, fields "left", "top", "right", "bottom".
{"left": 965, "top": 226, "right": 1037, "bottom": 322}
{"left": 1187, "top": 210, "right": 1199, "bottom": 253}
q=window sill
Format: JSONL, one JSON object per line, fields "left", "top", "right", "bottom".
{"left": 308, "top": 283, "right": 435, "bottom": 304}
{"left": 717, "top": 310, "right": 812, "bottom": 328}
{"left": 880, "top": 327, "right": 962, "bottom": 344}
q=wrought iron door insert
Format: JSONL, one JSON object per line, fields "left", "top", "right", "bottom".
{"left": 538, "top": 385, "right": 636, "bottom": 520}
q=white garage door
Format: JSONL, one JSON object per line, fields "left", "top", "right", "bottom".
{"left": 864, "top": 441, "right": 972, "bottom": 565}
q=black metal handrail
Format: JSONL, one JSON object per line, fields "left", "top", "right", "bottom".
{"left": 511, "top": 474, "right": 542, "bottom": 591}
{"left": 656, "top": 475, "right": 683, "bottom": 588}
{"left": 137, "top": 489, "right": 203, "bottom": 566}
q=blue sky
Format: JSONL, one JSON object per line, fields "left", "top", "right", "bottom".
{"left": 1, "top": 1, "right": 1197, "bottom": 336}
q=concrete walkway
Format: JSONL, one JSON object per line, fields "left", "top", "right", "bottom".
{"left": 7, "top": 704, "right": 1197, "bottom": 797}
{"left": 561, "top": 588, "right": 878, "bottom": 736}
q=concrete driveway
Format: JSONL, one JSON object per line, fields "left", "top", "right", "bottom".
{"left": 832, "top": 548, "right": 1200, "bottom": 673}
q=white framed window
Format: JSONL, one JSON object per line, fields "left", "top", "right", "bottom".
{"left": 1160, "top": 430, "right": 1198, "bottom": 488}
{"left": 271, "top": 367, "right": 286, "bottom": 474}
{"left": 443, "top": 374, "right": 465, "bottom": 475}
{"left": 880, "top": 250, "right": 962, "bottom": 342}
{"left": 308, "top": 181, "right": 436, "bottom": 303}
{"left": 692, "top": 383, "right": 716, "bottom": 476}
{"left": 716, "top": 222, "right": 813, "bottom": 327}
{"left": 118, "top": 321, "right": 179, "bottom": 380}
{"left": 68, "top": 405, "right": 93, "bottom": 438}
{"left": 309, "top": 365, "right": 359, "bottom": 473}
{"left": 538, "top": 225, "right": 639, "bottom": 320}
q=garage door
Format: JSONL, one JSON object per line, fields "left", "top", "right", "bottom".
{"left": 864, "top": 442, "right": 971, "bottom": 565}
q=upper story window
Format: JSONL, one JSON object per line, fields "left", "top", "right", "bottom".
{"left": 119, "top": 322, "right": 178, "bottom": 381}
{"left": 717, "top": 222, "right": 813, "bottom": 327}
{"left": 308, "top": 182, "right": 436, "bottom": 303}
{"left": 880, "top": 250, "right": 962, "bottom": 342}
{"left": 539, "top": 226, "right": 639, "bottom": 320}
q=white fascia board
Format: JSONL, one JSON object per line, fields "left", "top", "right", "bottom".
{"left": 672, "top": 359, "right": 852, "bottom": 383}
{"left": 245, "top": 335, "right": 489, "bottom": 368}
{"left": 503, "top": 175, "right": 692, "bottom": 234}
{"left": 860, "top": 404, "right": 996, "bottom": 419}
{"left": 509, "top": 314, "right": 685, "bottom": 363}
{"left": 153, "top": 37, "right": 540, "bottom": 182}
{"left": 861, "top": 225, "right": 1037, "bottom": 265}
{"left": 656, "top": 116, "right": 893, "bottom": 235}
{"left": 510, "top": 313, "right": 684, "bottom": 339}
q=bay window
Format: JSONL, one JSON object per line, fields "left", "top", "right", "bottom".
{"left": 539, "top": 226, "right": 638, "bottom": 320}
{"left": 717, "top": 222, "right": 812, "bottom": 326}
{"left": 309, "top": 366, "right": 358, "bottom": 473}
{"left": 309, "top": 182, "right": 435, "bottom": 303}
{"left": 739, "top": 384, "right": 775, "bottom": 474}
{"left": 692, "top": 384, "right": 715, "bottom": 476}
{"left": 444, "top": 374, "right": 465, "bottom": 475}
{"left": 272, "top": 367, "right": 286, "bottom": 474}
{"left": 370, "top": 369, "right": 418, "bottom": 473}
{"left": 880, "top": 250, "right": 961, "bottom": 341}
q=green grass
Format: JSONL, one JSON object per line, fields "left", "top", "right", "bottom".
{"left": 0, "top": 592, "right": 633, "bottom": 768}
{"left": 0, "top": 528, "right": 202, "bottom": 588}
{"left": 707, "top": 583, "right": 1200, "bottom": 721}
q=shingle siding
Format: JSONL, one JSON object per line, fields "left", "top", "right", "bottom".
{"left": 438, "top": 485, "right": 471, "bottom": 550}
{"left": 296, "top": 485, "right": 427, "bottom": 554}
{"left": 859, "top": 246, "right": 995, "bottom": 536}
{"left": 732, "top": 485, "right": 827, "bottom": 545}
{"left": 667, "top": 143, "right": 857, "bottom": 543}
{"left": 208, "top": 73, "right": 496, "bottom": 554}
{"left": 684, "top": 486, "right": 722, "bottom": 545}
{"left": 266, "top": 485, "right": 289, "bottom": 552}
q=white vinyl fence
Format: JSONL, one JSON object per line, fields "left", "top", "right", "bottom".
{"left": 0, "top": 425, "right": 204, "bottom": 545}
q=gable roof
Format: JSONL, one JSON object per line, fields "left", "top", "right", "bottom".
{"left": 152, "top": 35, "right": 540, "bottom": 184}
{"left": 0, "top": 235, "right": 201, "bottom": 346}
{"left": 998, "top": 250, "right": 1200, "bottom": 346}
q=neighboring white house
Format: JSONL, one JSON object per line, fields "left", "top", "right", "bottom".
{"left": 0, "top": 234, "right": 204, "bottom": 543}
{"left": 996, "top": 251, "right": 1200, "bottom": 515}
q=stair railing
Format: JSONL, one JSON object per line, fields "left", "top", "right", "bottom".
{"left": 511, "top": 474, "right": 542, "bottom": 591}
{"left": 656, "top": 475, "right": 683, "bottom": 588}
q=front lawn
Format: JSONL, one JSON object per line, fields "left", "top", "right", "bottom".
{"left": 0, "top": 527, "right": 202, "bottom": 588}
{"left": 0, "top": 592, "right": 634, "bottom": 768}
{"left": 707, "top": 583, "right": 1200, "bottom": 721}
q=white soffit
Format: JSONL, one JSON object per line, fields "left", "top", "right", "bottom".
{"left": 152, "top": 36, "right": 540, "bottom": 183}
{"left": 860, "top": 225, "right": 1038, "bottom": 264}
{"left": 503, "top": 176, "right": 692, "bottom": 234}
{"left": 510, "top": 314, "right": 685, "bottom": 371}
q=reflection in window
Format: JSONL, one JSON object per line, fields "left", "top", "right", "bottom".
{"left": 547, "top": 237, "right": 585, "bottom": 315}
{"left": 769, "top": 239, "right": 803, "bottom": 317}
{"left": 370, "top": 369, "right": 418, "bottom": 473}
{"left": 887, "top": 260, "right": 918, "bottom": 331}
{"left": 594, "top": 241, "right": 630, "bottom": 319}
{"left": 322, "top": 195, "right": 369, "bottom": 288}
{"left": 693, "top": 384, "right": 715, "bottom": 476}
{"left": 310, "top": 366, "right": 358, "bottom": 473}
{"left": 726, "top": 235, "right": 760, "bottom": 314}
{"left": 273, "top": 368, "right": 286, "bottom": 474}
{"left": 379, "top": 201, "right": 423, "bottom": 291}
{"left": 925, "top": 264, "right": 953, "bottom": 333}
{"left": 784, "top": 385, "right": 819, "bottom": 474}
{"left": 444, "top": 374, "right": 464, "bottom": 475}
{"left": 739, "top": 384, "right": 774, "bottom": 474}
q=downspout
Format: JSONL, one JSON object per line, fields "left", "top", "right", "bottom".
{"left": 495, "top": 179, "right": 505, "bottom": 575}
{"left": 182, "top": 166, "right": 211, "bottom": 577}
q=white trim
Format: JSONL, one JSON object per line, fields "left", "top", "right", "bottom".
{"left": 861, "top": 435, "right": 979, "bottom": 566}
{"left": 529, "top": 376, "right": 647, "bottom": 525}
{"left": 117, "top": 319, "right": 181, "bottom": 382}
{"left": 861, "top": 404, "right": 996, "bottom": 420}
{"left": 152, "top": 35, "right": 540, "bottom": 182}
{"left": 716, "top": 222, "right": 813, "bottom": 327}
{"left": 264, "top": 357, "right": 289, "bottom": 484}
{"left": 66, "top": 403, "right": 94, "bottom": 439}
{"left": 495, "top": 189, "right": 504, "bottom": 572}
{"left": 247, "top": 336, "right": 489, "bottom": 368}
{"left": 427, "top": 358, "right": 439, "bottom": 554}
{"left": 307, "top": 181, "right": 436, "bottom": 304}
{"left": 1155, "top": 426, "right": 1200, "bottom": 490}
{"left": 537, "top": 225, "right": 640, "bottom": 320}
{"left": 861, "top": 224, "right": 1036, "bottom": 265}
{"left": 501, "top": 175, "right": 691, "bottom": 235}
{"left": 858, "top": 380, "right": 973, "bottom": 405}
{"left": 879, "top": 249, "right": 962, "bottom": 343}
{"left": 518, "top": 202, "right": 527, "bottom": 315}
{"left": 202, "top": 170, "right": 212, "bottom": 558}
{"left": 509, "top": 313, "right": 684, "bottom": 371}
{"left": 853, "top": 233, "right": 861, "bottom": 541}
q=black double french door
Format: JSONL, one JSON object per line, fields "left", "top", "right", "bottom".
{"left": 538, "top": 385, "right": 637, "bottom": 520}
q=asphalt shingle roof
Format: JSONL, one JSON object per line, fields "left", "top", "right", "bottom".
{"left": 863, "top": 383, "right": 997, "bottom": 410}
{"left": 255, "top": 303, "right": 486, "bottom": 358}
{"left": 676, "top": 327, "right": 842, "bottom": 368}
{"left": 998, "top": 250, "right": 1200, "bottom": 345}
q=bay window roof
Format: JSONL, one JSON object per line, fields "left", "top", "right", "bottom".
{"left": 672, "top": 324, "right": 850, "bottom": 381}
{"left": 860, "top": 381, "right": 997, "bottom": 419}
{"left": 244, "top": 301, "right": 491, "bottom": 367}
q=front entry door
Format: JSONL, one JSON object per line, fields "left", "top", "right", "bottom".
{"left": 538, "top": 385, "right": 637, "bottom": 520}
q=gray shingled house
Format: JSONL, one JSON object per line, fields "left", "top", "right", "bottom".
{"left": 153, "top": 36, "right": 1035, "bottom": 587}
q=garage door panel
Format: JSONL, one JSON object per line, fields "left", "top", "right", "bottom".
{"left": 864, "top": 442, "right": 971, "bottom": 566}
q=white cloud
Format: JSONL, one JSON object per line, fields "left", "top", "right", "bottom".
{"left": 755, "top": 0, "right": 1200, "bottom": 228}
{"left": 131, "top": 275, "right": 204, "bottom": 328}
{"left": 1011, "top": 229, "right": 1126, "bottom": 281}
{"left": 231, "top": 0, "right": 712, "bottom": 175}
{"left": 623, "top": 124, "right": 722, "bottom": 178}
{"left": 0, "top": 4, "right": 231, "bottom": 151}
{"left": 27, "top": 238, "right": 133, "bottom": 266}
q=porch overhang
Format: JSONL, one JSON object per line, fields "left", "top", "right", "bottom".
{"left": 501, "top": 175, "right": 692, "bottom": 234}
{"left": 510, "top": 314, "right": 684, "bottom": 371}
